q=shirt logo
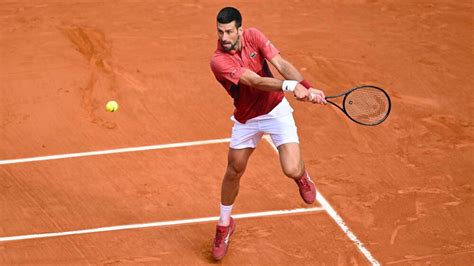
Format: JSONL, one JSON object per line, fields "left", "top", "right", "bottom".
{"left": 250, "top": 52, "right": 257, "bottom": 58}
{"left": 265, "top": 40, "right": 274, "bottom": 47}
{"left": 230, "top": 69, "right": 237, "bottom": 78}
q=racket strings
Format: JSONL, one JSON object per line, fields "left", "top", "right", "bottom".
{"left": 344, "top": 88, "right": 390, "bottom": 125}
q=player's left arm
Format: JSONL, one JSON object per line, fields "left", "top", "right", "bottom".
{"left": 270, "top": 54, "right": 326, "bottom": 104}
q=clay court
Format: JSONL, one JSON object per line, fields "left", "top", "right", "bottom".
{"left": 1, "top": 0, "right": 472, "bottom": 264}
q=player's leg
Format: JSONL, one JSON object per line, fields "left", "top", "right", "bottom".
{"left": 220, "top": 147, "right": 255, "bottom": 223}
{"left": 277, "top": 142, "right": 316, "bottom": 204}
{"left": 212, "top": 119, "right": 262, "bottom": 261}
{"left": 218, "top": 120, "right": 261, "bottom": 225}
{"left": 277, "top": 142, "right": 305, "bottom": 180}
{"left": 266, "top": 113, "right": 317, "bottom": 204}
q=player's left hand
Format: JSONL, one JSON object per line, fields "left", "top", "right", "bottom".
{"left": 308, "top": 88, "right": 327, "bottom": 104}
{"left": 293, "top": 84, "right": 310, "bottom": 101}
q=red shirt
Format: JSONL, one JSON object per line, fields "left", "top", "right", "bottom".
{"left": 210, "top": 28, "right": 284, "bottom": 123}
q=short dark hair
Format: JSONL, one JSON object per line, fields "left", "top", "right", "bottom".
{"left": 217, "top": 7, "right": 242, "bottom": 28}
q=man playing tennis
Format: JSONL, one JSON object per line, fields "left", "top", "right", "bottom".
{"left": 210, "top": 7, "right": 327, "bottom": 260}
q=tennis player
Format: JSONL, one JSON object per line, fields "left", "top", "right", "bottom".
{"left": 210, "top": 7, "right": 327, "bottom": 260}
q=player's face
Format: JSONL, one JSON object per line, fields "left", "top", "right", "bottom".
{"left": 217, "top": 21, "right": 242, "bottom": 51}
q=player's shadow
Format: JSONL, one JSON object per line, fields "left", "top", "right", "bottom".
{"left": 200, "top": 241, "right": 222, "bottom": 264}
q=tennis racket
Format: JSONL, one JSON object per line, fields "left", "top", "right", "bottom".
{"left": 325, "top": 85, "right": 391, "bottom": 126}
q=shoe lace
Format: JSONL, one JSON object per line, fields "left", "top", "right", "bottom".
{"left": 214, "top": 228, "right": 226, "bottom": 247}
{"left": 297, "top": 177, "right": 311, "bottom": 192}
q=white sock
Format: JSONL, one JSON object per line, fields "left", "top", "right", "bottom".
{"left": 218, "top": 203, "right": 234, "bottom": 226}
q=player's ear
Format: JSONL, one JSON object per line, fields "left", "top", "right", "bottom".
{"left": 237, "top": 26, "right": 243, "bottom": 35}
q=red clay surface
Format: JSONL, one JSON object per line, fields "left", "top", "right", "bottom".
{"left": 1, "top": 0, "right": 472, "bottom": 264}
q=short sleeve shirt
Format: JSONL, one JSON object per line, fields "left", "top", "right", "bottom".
{"left": 210, "top": 28, "right": 285, "bottom": 123}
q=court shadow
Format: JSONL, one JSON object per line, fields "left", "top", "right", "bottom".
{"left": 200, "top": 242, "right": 222, "bottom": 264}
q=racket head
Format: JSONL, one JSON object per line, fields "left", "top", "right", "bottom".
{"left": 342, "top": 85, "right": 391, "bottom": 126}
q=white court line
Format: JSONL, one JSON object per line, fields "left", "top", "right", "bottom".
{"left": 263, "top": 135, "right": 380, "bottom": 266}
{"left": 0, "top": 207, "right": 325, "bottom": 243}
{"left": 2, "top": 135, "right": 379, "bottom": 265}
{"left": 0, "top": 138, "right": 231, "bottom": 165}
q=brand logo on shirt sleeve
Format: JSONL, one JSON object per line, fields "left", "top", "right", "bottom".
{"left": 265, "top": 40, "right": 274, "bottom": 47}
{"left": 250, "top": 52, "right": 257, "bottom": 58}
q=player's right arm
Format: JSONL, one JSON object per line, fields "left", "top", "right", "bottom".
{"left": 211, "top": 51, "right": 309, "bottom": 101}
{"left": 239, "top": 69, "right": 310, "bottom": 101}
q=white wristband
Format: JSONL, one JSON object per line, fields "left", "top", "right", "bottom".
{"left": 282, "top": 80, "right": 298, "bottom": 92}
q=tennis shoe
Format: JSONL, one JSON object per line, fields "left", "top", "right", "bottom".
{"left": 295, "top": 172, "right": 316, "bottom": 204}
{"left": 212, "top": 217, "right": 236, "bottom": 260}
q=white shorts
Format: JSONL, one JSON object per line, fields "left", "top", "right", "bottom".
{"left": 230, "top": 112, "right": 299, "bottom": 149}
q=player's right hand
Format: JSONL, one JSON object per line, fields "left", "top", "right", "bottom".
{"left": 294, "top": 85, "right": 327, "bottom": 104}
{"left": 293, "top": 84, "right": 310, "bottom": 101}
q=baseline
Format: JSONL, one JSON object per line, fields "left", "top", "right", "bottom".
{"left": 0, "top": 207, "right": 324, "bottom": 243}
{"left": 0, "top": 138, "right": 231, "bottom": 165}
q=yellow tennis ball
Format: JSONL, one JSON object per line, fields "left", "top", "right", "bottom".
{"left": 106, "top": 100, "right": 118, "bottom": 112}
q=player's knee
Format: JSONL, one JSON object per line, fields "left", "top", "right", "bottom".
{"left": 283, "top": 164, "right": 304, "bottom": 179}
{"left": 225, "top": 162, "right": 246, "bottom": 181}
